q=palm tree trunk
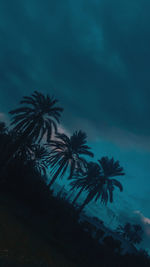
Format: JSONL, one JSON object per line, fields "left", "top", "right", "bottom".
{"left": 48, "top": 161, "right": 66, "bottom": 188}
{"left": 72, "top": 187, "right": 84, "bottom": 205}
{"left": 48, "top": 170, "right": 60, "bottom": 188}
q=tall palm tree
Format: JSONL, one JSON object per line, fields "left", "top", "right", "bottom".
{"left": 116, "top": 223, "right": 143, "bottom": 244}
{"left": 70, "top": 162, "right": 101, "bottom": 205}
{"left": 9, "top": 91, "right": 63, "bottom": 143}
{"left": 78, "top": 157, "right": 124, "bottom": 212}
{"left": 1, "top": 91, "right": 63, "bottom": 175}
{"left": 46, "top": 130, "right": 94, "bottom": 188}
{"left": 98, "top": 157, "right": 125, "bottom": 179}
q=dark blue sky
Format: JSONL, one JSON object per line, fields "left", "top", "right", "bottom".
{"left": 0, "top": 0, "right": 150, "bottom": 251}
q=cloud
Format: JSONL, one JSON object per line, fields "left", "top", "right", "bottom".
{"left": 0, "top": 113, "right": 5, "bottom": 120}
{"left": 142, "top": 217, "right": 150, "bottom": 226}
{"left": 66, "top": 117, "right": 150, "bottom": 152}
{"left": 134, "top": 211, "right": 150, "bottom": 233}
{"left": 0, "top": 0, "right": 150, "bottom": 151}
{"left": 100, "top": 127, "right": 150, "bottom": 152}
{"left": 57, "top": 124, "right": 71, "bottom": 136}
{"left": 133, "top": 211, "right": 150, "bottom": 251}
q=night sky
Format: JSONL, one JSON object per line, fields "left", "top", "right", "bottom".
{"left": 0, "top": 0, "right": 150, "bottom": 251}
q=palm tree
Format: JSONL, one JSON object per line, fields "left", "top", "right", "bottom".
{"left": 70, "top": 162, "right": 101, "bottom": 205}
{"left": 116, "top": 222, "right": 131, "bottom": 239}
{"left": 30, "top": 144, "right": 49, "bottom": 176}
{"left": 4, "top": 132, "right": 49, "bottom": 177}
{"left": 97, "top": 156, "right": 124, "bottom": 203}
{"left": 12, "top": 131, "right": 34, "bottom": 162}
{"left": 77, "top": 180, "right": 104, "bottom": 213}
{"left": 116, "top": 223, "right": 143, "bottom": 244}
{"left": 78, "top": 157, "right": 124, "bottom": 212}
{"left": 98, "top": 157, "right": 125, "bottom": 179}
{"left": 1, "top": 91, "right": 63, "bottom": 176}
{"left": 9, "top": 91, "right": 63, "bottom": 143}
{"left": 46, "top": 130, "right": 94, "bottom": 188}
{"left": 132, "top": 224, "right": 143, "bottom": 244}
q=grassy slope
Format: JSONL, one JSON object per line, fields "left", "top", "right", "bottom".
{"left": 0, "top": 192, "right": 79, "bottom": 267}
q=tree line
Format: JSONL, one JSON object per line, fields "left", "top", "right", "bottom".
{"left": 0, "top": 91, "right": 125, "bottom": 212}
{"left": 0, "top": 90, "right": 147, "bottom": 263}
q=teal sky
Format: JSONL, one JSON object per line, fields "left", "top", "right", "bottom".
{"left": 0, "top": 0, "right": 150, "bottom": 251}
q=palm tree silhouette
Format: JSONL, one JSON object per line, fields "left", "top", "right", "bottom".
{"left": 78, "top": 157, "right": 124, "bottom": 212}
{"left": 11, "top": 131, "right": 34, "bottom": 162}
{"left": 9, "top": 91, "right": 63, "bottom": 143}
{"left": 98, "top": 156, "right": 125, "bottom": 178}
{"left": 97, "top": 156, "right": 124, "bottom": 203}
{"left": 1, "top": 91, "right": 63, "bottom": 176}
{"left": 70, "top": 162, "right": 101, "bottom": 205}
{"left": 116, "top": 222, "right": 131, "bottom": 239}
{"left": 46, "top": 130, "right": 94, "bottom": 188}
{"left": 116, "top": 223, "right": 143, "bottom": 244}
{"left": 30, "top": 144, "right": 49, "bottom": 176}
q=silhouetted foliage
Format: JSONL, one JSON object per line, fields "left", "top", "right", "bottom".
{"left": 9, "top": 91, "right": 63, "bottom": 143}
{"left": 46, "top": 130, "right": 94, "bottom": 187}
{"left": 70, "top": 161, "right": 101, "bottom": 205}
{"left": 78, "top": 157, "right": 124, "bottom": 212}
{"left": 117, "top": 222, "right": 144, "bottom": 244}
{"left": 0, "top": 91, "right": 149, "bottom": 266}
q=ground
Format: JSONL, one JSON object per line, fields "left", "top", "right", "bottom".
{"left": 0, "top": 192, "right": 79, "bottom": 267}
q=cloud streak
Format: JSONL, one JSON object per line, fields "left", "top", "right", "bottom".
{"left": 0, "top": 0, "right": 150, "bottom": 150}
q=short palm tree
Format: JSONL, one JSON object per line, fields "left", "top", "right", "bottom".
{"left": 30, "top": 144, "right": 49, "bottom": 176}
{"left": 70, "top": 162, "right": 101, "bottom": 205}
{"left": 8, "top": 133, "right": 49, "bottom": 176}
{"left": 46, "top": 130, "right": 94, "bottom": 187}
{"left": 78, "top": 157, "right": 124, "bottom": 212}
{"left": 12, "top": 131, "right": 34, "bottom": 162}
{"left": 116, "top": 223, "right": 143, "bottom": 244}
{"left": 1, "top": 91, "right": 63, "bottom": 175}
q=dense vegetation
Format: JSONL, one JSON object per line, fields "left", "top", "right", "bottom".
{"left": 0, "top": 91, "right": 149, "bottom": 266}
